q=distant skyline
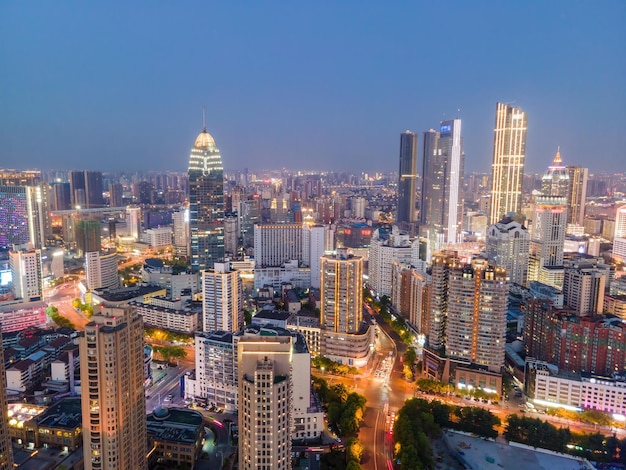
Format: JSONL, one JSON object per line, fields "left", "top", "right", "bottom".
{"left": 1, "top": 2, "right": 625, "bottom": 174}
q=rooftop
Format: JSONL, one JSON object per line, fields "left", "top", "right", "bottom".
{"left": 147, "top": 407, "right": 204, "bottom": 445}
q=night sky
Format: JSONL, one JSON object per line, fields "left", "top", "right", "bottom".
{"left": 1, "top": 1, "right": 624, "bottom": 174}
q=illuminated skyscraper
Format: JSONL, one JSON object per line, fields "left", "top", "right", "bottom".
{"left": 489, "top": 103, "right": 527, "bottom": 224}
{"left": 541, "top": 148, "right": 569, "bottom": 197}
{"left": 566, "top": 166, "right": 588, "bottom": 226}
{"left": 420, "top": 119, "right": 464, "bottom": 247}
{"left": 0, "top": 184, "right": 49, "bottom": 249}
{"left": 320, "top": 248, "right": 363, "bottom": 334}
{"left": 80, "top": 305, "right": 147, "bottom": 470}
{"left": 188, "top": 120, "right": 225, "bottom": 272}
{"left": 396, "top": 131, "right": 417, "bottom": 224}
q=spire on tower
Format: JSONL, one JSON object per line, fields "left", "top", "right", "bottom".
{"left": 202, "top": 106, "right": 206, "bottom": 132}
{"left": 553, "top": 146, "right": 562, "bottom": 166}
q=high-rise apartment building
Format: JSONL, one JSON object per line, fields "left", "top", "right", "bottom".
{"left": 238, "top": 335, "right": 292, "bottom": 470}
{"left": 84, "top": 250, "right": 120, "bottom": 291}
{"left": 420, "top": 119, "right": 464, "bottom": 247}
{"left": 0, "top": 184, "right": 49, "bottom": 249}
{"left": 80, "top": 305, "right": 147, "bottom": 470}
{"left": 527, "top": 196, "right": 567, "bottom": 287}
{"left": 566, "top": 166, "right": 588, "bottom": 226}
{"left": 172, "top": 209, "right": 190, "bottom": 257}
{"left": 486, "top": 217, "right": 530, "bottom": 286}
{"left": 445, "top": 261, "right": 508, "bottom": 372}
{"left": 9, "top": 246, "right": 43, "bottom": 301}
{"left": 202, "top": 263, "right": 243, "bottom": 333}
{"left": 320, "top": 248, "right": 363, "bottom": 334}
{"left": 188, "top": 123, "right": 225, "bottom": 272}
{"left": 391, "top": 261, "right": 430, "bottom": 333}
{"left": 396, "top": 130, "right": 418, "bottom": 224}
{"left": 563, "top": 266, "right": 606, "bottom": 315}
{"left": 368, "top": 226, "right": 414, "bottom": 297}
{"left": 0, "top": 328, "right": 14, "bottom": 470}
{"left": 489, "top": 103, "right": 527, "bottom": 224}
{"left": 51, "top": 182, "right": 72, "bottom": 211}
{"left": 427, "top": 250, "right": 461, "bottom": 350}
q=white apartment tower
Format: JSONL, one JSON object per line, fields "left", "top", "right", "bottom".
{"left": 202, "top": 263, "right": 243, "bottom": 333}
{"left": 84, "top": 250, "right": 120, "bottom": 291}
{"left": 9, "top": 246, "right": 43, "bottom": 301}
{"left": 172, "top": 209, "right": 190, "bottom": 256}
{"left": 320, "top": 248, "right": 363, "bottom": 334}
{"left": 486, "top": 217, "right": 530, "bottom": 286}
{"left": 238, "top": 336, "right": 292, "bottom": 470}
{"left": 80, "top": 305, "right": 147, "bottom": 470}
{"left": 368, "top": 226, "right": 414, "bottom": 297}
{"left": 527, "top": 196, "right": 567, "bottom": 287}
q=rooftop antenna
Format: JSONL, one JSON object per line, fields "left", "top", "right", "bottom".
{"left": 202, "top": 106, "right": 206, "bottom": 132}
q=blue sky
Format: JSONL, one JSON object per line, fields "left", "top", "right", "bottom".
{"left": 1, "top": 1, "right": 624, "bottom": 174}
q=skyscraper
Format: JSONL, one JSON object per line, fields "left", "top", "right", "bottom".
{"left": 109, "top": 182, "right": 124, "bottom": 208}
{"left": 446, "top": 261, "right": 508, "bottom": 372}
{"left": 420, "top": 119, "right": 464, "bottom": 248}
{"left": 396, "top": 130, "right": 417, "bottom": 224}
{"left": 202, "top": 263, "right": 243, "bottom": 333}
{"left": 69, "top": 170, "right": 104, "bottom": 209}
{"left": 527, "top": 196, "right": 567, "bottom": 287}
{"left": 320, "top": 248, "right": 363, "bottom": 334}
{"left": 188, "top": 121, "right": 225, "bottom": 272}
{"left": 486, "top": 217, "right": 530, "bottom": 286}
{"left": 541, "top": 148, "right": 569, "bottom": 197}
{"left": 566, "top": 166, "right": 588, "bottom": 226}
{"left": 489, "top": 103, "right": 527, "bottom": 224}
{"left": 427, "top": 250, "right": 460, "bottom": 351}
{"left": 0, "top": 184, "right": 49, "bottom": 249}
{"left": 238, "top": 335, "right": 292, "bottom": 470}
{"left": 80, "top": 305, "right": 147, "bottom": 470}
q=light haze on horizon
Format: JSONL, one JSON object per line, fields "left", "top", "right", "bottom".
{"left": 1, "top": 1, "right": 624, "bottom": 174}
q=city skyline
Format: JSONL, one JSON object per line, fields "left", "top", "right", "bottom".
{"left": 1, "top": 2, "right": 624, "bottom": 174}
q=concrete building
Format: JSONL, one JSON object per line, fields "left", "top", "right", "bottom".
{"left": 172, "top": 209, "right": 189, "bottom": 257}
{"left": 9, "top": 246, "right": 43, "bottom": 301}
{"left": 396, "top": 130, "right": 418, "bottom": 225}
{"left": 445, "top": 261, "right": 508, "bottom": 372}
{"left": 566, "top": 166, "right": 588, "bottom": 226}
{"left": 527, "top": 196, "right": 567, "bottom": 288}
{"left": 144, "top": 226, "right": 172, "bottom": 249}
{"left": 84, "top": 250, "right": 120, "bottom": 291}
{"left": 391, "top": 261, "right": 430, "bottom": 333}
{"left": 202, "top": 263, "right": 243, "bottom": 333}
{"left": 80, "top": 305, "right": 147, "bottom": 470}
{"left": 238, "top": 336, "right": 292, "bottom": 470}
{"left": 130, "top": 297, "right": 199, "bottom": 334}
{"left": 486, "top": 217, "right": 530, "bottom": 286}
{"left": 368, "top": 226, "right": 414, "bottom": 297}
{"left": 563, "top": 266, "right": 606, "bottom": 314}
{"left": 126, "top": 206, "right": 141, "bottom": 240}
{"left": 0, "top": 184, "right": 49, "bottom": 250}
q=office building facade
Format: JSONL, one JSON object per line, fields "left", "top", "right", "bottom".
{"left": 486, "top": 217, "right": 530, "bottom": 286}
{"left": 420, "top": 119, "right": 464, "bottom": 247}
{"left": 396, "top": 130, "right": 418, "bottom": 224}
{"left": 489, "top": 103, "right": 527, "bottom": 224}
{"left": 188, "top": 124, "right": 225, "bottom": 272}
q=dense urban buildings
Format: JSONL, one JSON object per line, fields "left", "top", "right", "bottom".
{"left": 80, "top": 305, "right": 147, "bottom": 470}
{"left": 489, "top": 103, "right": 527, "bottom": 224}
{"left": 188, "top": 122, "right": 225, "bottom": 272}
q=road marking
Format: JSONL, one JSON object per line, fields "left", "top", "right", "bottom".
{"left": 373, "top": 408, "right": 380, "bottom": 470}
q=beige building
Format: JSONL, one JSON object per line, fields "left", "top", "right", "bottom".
{"left": 80, "top": 305, "right": 147, "bottom": 470}
{"left": 238, "top": 336, "right": 292, "bottom": 470}
{"left": 202, "top": 263, "right": 243, "bottom": 333}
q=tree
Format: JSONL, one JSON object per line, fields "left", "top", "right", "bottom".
{"left": 345, "top": 461, "right": 363, "bottom": 470}
{"left": 346, "top": 437, "right": 364, "bottom": 463}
